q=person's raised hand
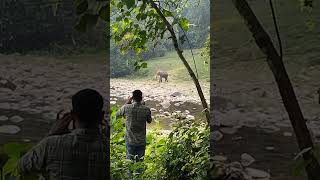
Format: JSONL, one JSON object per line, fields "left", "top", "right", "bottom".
{"left": 48, "top": 110, "right": 73, "bottom": 136}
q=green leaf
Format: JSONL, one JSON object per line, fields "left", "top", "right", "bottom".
{"left": 293, "top": 158, "right": 312, "bottom": 176}
{"left": 163, "top": 9, "right": 173, "bottom": 17}
{"left": 3, "top": 157, "right": 18, "bottom": 175}
{"left": 124, "top": 0, "right": 135, "bottom": 9}
{"left": 140, "top": 62, "right": 147, "bottom": 68}
{"left": 3, "top": 143, "right": 25, "bottom": 158}
{"left": 179, "top": 18, "right": 190, "bottom": 31}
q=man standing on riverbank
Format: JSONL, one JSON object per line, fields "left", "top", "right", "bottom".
{"left": 17, "top": 89, "right": 108, "bottom": 180}
{"left": 116, "top": 90, "right": 152, "bottom": 176}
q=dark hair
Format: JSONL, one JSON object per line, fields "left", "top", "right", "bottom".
{"left": 132, "top": 90, "right": 142, "bottom": 102}
{"left": 72, "top": 89, "right": 104, "bottom": 126}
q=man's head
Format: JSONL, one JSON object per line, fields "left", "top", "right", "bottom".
{"left": 132, "top": 90, "right": 143, "bottom": 102}
{"left": 71, "top": 89, "right": 104, "bottom": 128}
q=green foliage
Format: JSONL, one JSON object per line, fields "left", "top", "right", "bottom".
{"left": 110, "top": 106, "right": 209, "bottom": 179}
{"left": 292, "top": 144, "right": 320, "bottom": 176}
{"left": 0, "top": 142, "right": 41, "bottom": 180}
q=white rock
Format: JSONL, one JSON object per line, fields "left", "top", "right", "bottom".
{"left": 174, "top": 103, "right": 180, "bottom": 107}
{"left": 211, "top": 131, "right": 223, "bottom": 141}
{"left": 0, "top": 125, "right": 21, "bottom": 134}
{"left": 150, "top": 108, "right": 157, "bottom": 112}
{"left": 160, "top": 101, "right": 171, "bottom": 109}
{"left": 241, "top": 153, "right": 255, "bottom": 166}
{"left": 186, "top": 115, "right": 195, "bottom": 120}
{"left": 110, "top": 101, "right": 117, "bottom": 105}
{"left": 184, "top": 110, "right": 190, "bottom": 114}
{"left": 163, "top": 112, "right": 171, "bottom": 116}
{"left": 245, "top": 168, "right": 270, "bottom": 179}
{"left": 10, "top": 115, "right": 24, "bottom": 123}
{"left": 283, "top": 132, "right": 292, "bottom": 137}
{"left": 0, "top": 115, "right": 9, "bottom": 121}
{"left": 265, "top": 146, "right": 275, "bottom": 151}
{"left": 170, "top": 92, "right": 182, "bottom": 97}
{"left": 212, "top": 155, "right": 228, "bottom": 162}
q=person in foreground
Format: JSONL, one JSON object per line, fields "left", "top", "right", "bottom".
{"left": 116, "top": 90, "right": 152, "bottom": 177}
{"left": 17, "top": 89, "right": 108, "bottom": 180}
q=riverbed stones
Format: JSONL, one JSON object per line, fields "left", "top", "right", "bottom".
{"left": 160, "top": 101, "right": 171, "bottom": 109}
{"left": 212, "top": 155, "right": 228, "bottom": 162}
{"left": 211, "top": 131, "right": 223, "bottom": 141}
{"left": 186, "top": 115, "right": 195, "bottom": 120}
{"left": 0, "top": 115, "right": 9, "bottom": 121}
{"left": 170, "top": 92, "right": 182, "bottom": 97}
{"left": 163, "top": 111, "right": 170, "bottom": 116}
{"left": 220, "top": 127, "right": 238, "bottom": 135}
{"left": 265, "top": 146, "right": 275, "bottom": 151}
{"left": 0, "top": 125, "right": 21, "bottom": 134}
{"left": 283, "top": 132, "right": 292, "bottom": 137}
{"left": 245, "top": 168, "right": 270, "bottom": 179}
{"left": 10, "top": 115, "right": 24, "bottom": 123}
{"left": 0, "top": 103, "right": 10, "bottom": 109}
{"left": 241, "top": 153, "right": 255, "bottom": 167}
{"left": 150, "top": 108, "right": 157, "bottom": 112}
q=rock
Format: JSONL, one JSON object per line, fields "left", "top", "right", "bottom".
{"left": 10, "top": 115, "right": 24, "bottom": 123}
{"left": 220, "top": 127, "right": 238, "bottom": 135}
{"left": 0, "top": 77, "right": 17, "bottom": 91}
{"left": 283, "top": 132, "right": 292, "bottom": 137}
{"left": 184, "top": 110, "right": 190, "bottom": 114}
{"left": 241, "top": 153, "right": 255, "bottom": 167}
{"left": 192, "top": 107, "right": 197, "bottom": 110}
{"left": 212, "top": 155, "right": 227, "bottom": 162}
{"left": 170, "top": 92, "right": 182, "bottom": 97}
{"left": 163, "top": 111, "right": 170, "bottom": 116}
{"left": 160, "top": 101, "right": 171, "bottom": 109}
{"left": 159, "top": 109, "right": 164, "bottom": 113}
{"left": 150, "top": 108, "right": 157, "bottom": 112}
{"left": 0, "top": 115, "right": 9, "bottom": 121}
{"left": 0, "top": 125, "right": 21, "bottom": 134}
{"left": 0, "top": 103, "right": 10, "bottom": 109}
{"left": 245, "top": 168, "right": 270, "bottom": 179}
{"left": 211, "top": 131, "right": 223, "bottom": 141}
{"left": 265, "top": 146, "right": 275, "bottom": 151}
{"left": 174, "top": 103, "right": 180, "bottom": 107}
{"left": 186, "top": 115, "right": 195, "bottom": 120}
{"left": 110, "top": 101, "right": 116, "bottom": 105}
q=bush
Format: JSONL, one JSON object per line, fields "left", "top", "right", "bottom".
{"left": 110, "top": 106, "right": 209, "bottom": 180}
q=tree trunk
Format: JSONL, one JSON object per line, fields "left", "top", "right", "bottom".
{"left": 232, "top": 0, "right": 320, "bottom": 179}
{"left": 149, "top": 1, "right": 210, "bottom": 123}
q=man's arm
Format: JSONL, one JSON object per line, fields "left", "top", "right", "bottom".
{"left": 17, "top": 138, "right": 47, "bottom": 175}
{"left": 116, "top": 105, "right": 126, "bottom": 118}
{"left": 146, "top": 109, "right": 152, "bottom": 124}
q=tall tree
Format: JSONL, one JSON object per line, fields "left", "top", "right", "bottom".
{"left": 231, "top": 0, "right": 320, "bottom": 179}
{"left": 73, "top": 0, "right": 210, "bottom": 122}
